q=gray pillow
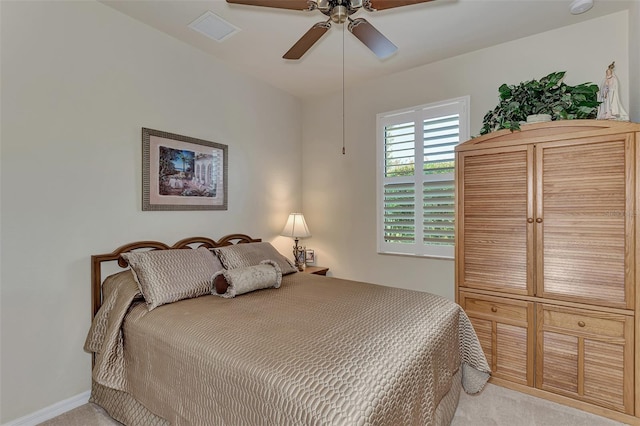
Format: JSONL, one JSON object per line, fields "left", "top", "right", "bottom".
{"left": 211, "top": 260, "right": 282, "bottom": 298}
{"left": 122, "top": 247, "right": 222, "bottom": 310}
{"left": 214, "top": 242, "right": 297, "bottom": 275}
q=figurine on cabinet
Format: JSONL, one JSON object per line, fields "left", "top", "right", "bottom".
{"left": 597, "top": 61, "right": 629, "bottom": 121}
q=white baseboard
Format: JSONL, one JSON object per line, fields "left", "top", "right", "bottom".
{"left": 2, "top": 390, "right": 91, "bottom": 426}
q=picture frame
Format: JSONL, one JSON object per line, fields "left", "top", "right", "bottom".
{"left": 142, "top": 128, "right": 228, "bottom": 211}
{"left": 305, "top": 249, "right": 315, "bottom": 265}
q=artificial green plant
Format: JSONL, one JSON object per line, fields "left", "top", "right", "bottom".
{"left": 479, "top": 71, "right": 600, "bottom": 135}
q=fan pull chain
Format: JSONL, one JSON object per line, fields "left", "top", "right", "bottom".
{"left": 342, "top": 22, "right": 346, "bottom": 155}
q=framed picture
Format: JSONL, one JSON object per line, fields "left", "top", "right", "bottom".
{"left": 305, "top": 249, "right": 315, "bottom": 265}
{"left": 142, "top": 128, "right": 228, "bottom": 211}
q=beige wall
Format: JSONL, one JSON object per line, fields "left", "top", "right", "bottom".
{"left": 0, "top": 1, "right": 302, "bottom": 422}
{"left": 630, "top": 1, "right": 639, "bottom": 122}
{"left": 301, "top": 11, "right": 632, "bottom": 299}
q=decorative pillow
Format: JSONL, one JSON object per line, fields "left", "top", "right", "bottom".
{"left": 122, "top": 247, "right": 222, "bottom": 310}
{"left": 212, "top": 260, "right": 282, "bottom": 298}
{"left": 214, "top": 242, "right": 297, "bottom": 275}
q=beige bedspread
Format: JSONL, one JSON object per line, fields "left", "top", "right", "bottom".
{"left": 85, "top": 271, "right": 490, "bottom": 425}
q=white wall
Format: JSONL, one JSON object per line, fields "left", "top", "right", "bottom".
{"left": 630, "top": 1, "right": 639, "bottom": 122}
{"left": 0, "top": 1, "right": 302, "bottom": 422}
{"left": 301, "top": 11, "right": 632, "bottom": 299}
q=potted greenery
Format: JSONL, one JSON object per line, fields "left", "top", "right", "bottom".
{"left": 479, "top": 71, "right": 600, "bottom": 135}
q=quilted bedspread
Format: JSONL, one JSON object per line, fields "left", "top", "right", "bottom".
{"left": 85, "top": 271, "right": 490, "bottom": 425}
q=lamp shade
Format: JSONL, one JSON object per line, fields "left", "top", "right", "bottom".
{"left": 280, "top": 213, "right": 311, "bottom": 239}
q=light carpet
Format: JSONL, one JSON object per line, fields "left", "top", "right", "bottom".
{"left": 38, "top": 383, "right": 627, "bottom": 425}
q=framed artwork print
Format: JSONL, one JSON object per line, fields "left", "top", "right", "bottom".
{"left": 142, "top": 128, "right": 228, "bottom": 211}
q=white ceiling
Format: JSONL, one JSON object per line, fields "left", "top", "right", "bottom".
{"left": 100, "top": 0, "right": 633, "bottom": 99}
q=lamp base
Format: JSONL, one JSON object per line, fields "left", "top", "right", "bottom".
{"left": 293, "top": 239, "right": 305, "bottom": 271}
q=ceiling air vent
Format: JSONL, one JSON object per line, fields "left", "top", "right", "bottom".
{"left": 189, "top": 11, "right": 240, "bottom": 42}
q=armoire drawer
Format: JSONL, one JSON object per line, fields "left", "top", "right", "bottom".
{"left": 540, "top": 305, "right": 627, "bottom": 339}
{"left": 461, "top": 294, "right": 529, "bottom": 322}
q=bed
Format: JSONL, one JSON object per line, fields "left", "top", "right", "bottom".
{"left": 85, "top": 234, "right": 490, "bottom": 425}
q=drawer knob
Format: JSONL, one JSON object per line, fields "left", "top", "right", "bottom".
{"left": 527, "top": 218, "right": 534, "bottom": 223}
{"left": 491, "top": 306, "right": 498, "bottom": 313}
{"left": 578, "top": 321, "right": 586, "bottom": 327}
{"left": 536, "top": 218, "right": 543, "bottom": 223}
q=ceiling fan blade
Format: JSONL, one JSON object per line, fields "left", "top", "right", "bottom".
{"left": 348, "top": 18, "right": 397, "bottom": 59}
{"left": 226, "top": 0, "right": 313, "bottom": 11}
{"left": 367, "top": 0, "right": 433, "bottom": 11}
{"left": 283, "top": 21, "right": 331, "bottom": 60}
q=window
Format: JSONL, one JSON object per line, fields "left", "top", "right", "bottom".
{"left": 376, "top": 97, "right": 469, "bottom": 259}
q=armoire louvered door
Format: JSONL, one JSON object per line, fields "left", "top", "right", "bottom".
{"left": 457, "top": 145, "right": 534, "bottom": 296}
{"left": 537, "top": 136, "right": 634, "bottom": 309}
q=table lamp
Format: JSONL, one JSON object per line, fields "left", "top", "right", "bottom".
{"left": 280, "top": 213, "right": 311, "bottom": 271}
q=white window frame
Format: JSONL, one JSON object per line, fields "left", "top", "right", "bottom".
{"left": 376, "top": 96, "right": 469, "bottom": 259}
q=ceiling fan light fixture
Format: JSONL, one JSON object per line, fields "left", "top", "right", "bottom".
{"left": 331, "top": 5, "right": 348, "bottom": 23}
{"left": 317, "top": 0, "right": 331, "bottom": 12}
{"left": 226, "top": 0, "right": 433, "bottom": 60}
{"left": 569, "top": 0, "right": 593, "bottom": 15}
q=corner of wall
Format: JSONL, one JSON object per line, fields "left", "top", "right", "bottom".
{"left": 629, "top": 2, "right": 639, "bottom": 122}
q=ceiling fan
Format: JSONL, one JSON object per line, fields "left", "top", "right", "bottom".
{"left": 226, "top": 0, "right": 433, "bottom": 60}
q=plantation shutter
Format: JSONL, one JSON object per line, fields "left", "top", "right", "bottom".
{"left": 383, "top": 121, "right": 416, "bottom": 244}
{"left": 377, "top": 97, "right": 468, "bottom": 258}
{"left": 422, "top": 115, "right": 458, "bottom": 247}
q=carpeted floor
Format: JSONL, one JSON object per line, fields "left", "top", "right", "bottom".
{"left": 452, "top": 384, "right": 626, "bottom": 426}
{"left": 38, "top": 383, "right": 626, "bottom": 426}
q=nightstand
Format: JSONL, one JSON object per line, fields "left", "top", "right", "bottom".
{"left": 302, "top": 266, "right": 329, "bottom": 276}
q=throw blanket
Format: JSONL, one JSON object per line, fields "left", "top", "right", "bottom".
{"left": 85, "top": 271, "right": 490, "bottom": 425}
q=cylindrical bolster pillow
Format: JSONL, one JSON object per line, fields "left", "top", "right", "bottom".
{"left": 211, "top": 260, "right": 282, "bottom": 298}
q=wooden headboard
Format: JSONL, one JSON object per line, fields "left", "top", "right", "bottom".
{"left": 90, "top": 234, "right": 261, "bottom": 318}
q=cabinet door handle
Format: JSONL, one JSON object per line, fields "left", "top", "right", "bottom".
{"left": 491, "top": 306, "right": 498, "bottom": 313}
{"left": 536, "top": 218, "right": 543, "bottom": 223}
{"left": 527, "top": 218, "right": 534, "bottom": 223}
{"left": 578, "top": 321, "right": 586, "bottom": 327}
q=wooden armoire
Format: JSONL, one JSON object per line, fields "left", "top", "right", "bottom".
{"left": 455, "top": 120, "right": 640, "bottom": 425}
